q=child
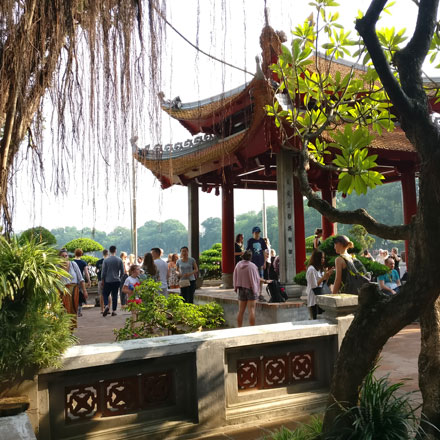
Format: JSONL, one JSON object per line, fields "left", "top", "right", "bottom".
{"left": 123, "top": 264, "right": 141, "bottom": 301}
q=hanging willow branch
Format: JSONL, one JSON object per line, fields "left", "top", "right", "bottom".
{"left": 0, "top": 0, "right": 166, "bottom": 233}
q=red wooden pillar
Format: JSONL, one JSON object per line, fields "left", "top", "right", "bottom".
{"left": 221, "top": 184, "right": 235, "bottom": 288}
{"left": 321, "top": 188, "right": 336, "bottom": 239}
{"left": 293, "top": 177, "right": 306, "bottom": 272}
{"left": 399, "top": 165, "right": 417, "bottom": 268}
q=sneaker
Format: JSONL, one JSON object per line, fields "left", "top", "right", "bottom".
{"left": 77, "top": 313, "right": 83, "bottom": 317}
{"left": 258, "top": 295, "right": 266, "bottom": 302}
{"left": 103, "top": 306, "right": 109, "bottom": 317}
{"left": 111, "top": 312, "right": 117, "bottom": 316}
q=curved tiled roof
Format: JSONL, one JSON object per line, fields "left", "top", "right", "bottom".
{"left": 161, "top": 80, "right": 254, "bottom": 121}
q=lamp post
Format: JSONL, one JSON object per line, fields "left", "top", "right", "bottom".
{"left": 130, "top": 137, "right": 138, "bottom": 258}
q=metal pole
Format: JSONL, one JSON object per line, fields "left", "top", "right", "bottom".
{"left": 262, "top": 189, "right": 267, "bottom": 238}
{"left": 132, "top": 153, "right": 138, "bottom": 258}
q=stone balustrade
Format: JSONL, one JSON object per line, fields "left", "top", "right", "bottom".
{"left": 13, "top": 296, "right": 358, "bottom": 439}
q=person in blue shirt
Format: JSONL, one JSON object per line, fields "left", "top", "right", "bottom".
{"left": 378, "top": 256, "right": 401, "bottom": 295}
{"left": 246, "top": 226, "right": 267, "bottom": 301}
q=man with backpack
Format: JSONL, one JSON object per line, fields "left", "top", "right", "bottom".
{"left": 246, "top": 226, "right": 267, "bottom": 301}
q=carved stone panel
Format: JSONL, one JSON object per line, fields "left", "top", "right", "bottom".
{"left": 237, "top": 358, "right": 260, "bottom": 391}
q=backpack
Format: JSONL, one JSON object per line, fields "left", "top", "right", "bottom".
{"left": 341, "top": 255, "right": 371, "bottom": 295}
{"left": 266, "top": 280, "right": 288, "bottom": 303}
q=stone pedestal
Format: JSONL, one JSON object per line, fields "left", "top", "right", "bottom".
{"left": 284, "top": 283, "right": 303, "bottom": 299}
{"left": 0, "top": 413, "right": 36, "bottom": 440}
{"left": 221, "top": 273, "right": 233, "bottom": 289}
{"left": 316, "top": 294, "right": 358, "bottom": 348}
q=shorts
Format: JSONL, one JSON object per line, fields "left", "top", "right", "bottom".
{"left": 237, "top": 287, "right": 258, "bottom": 301}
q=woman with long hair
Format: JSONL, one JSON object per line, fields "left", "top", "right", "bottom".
{"left": 234, "top": 233, "right": 244, "bottom": 266}
{"left": 306, "top": 250, "right": 333, "bottom": 319}
{"left": 140, "top": 252, "right": 159, "bottom": 281}
{"left": 332, "top": 235, "right": 354, "bottom": 294}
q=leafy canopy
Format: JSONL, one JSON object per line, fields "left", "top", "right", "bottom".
{"left": 19, "top": 226, "right": 56, "bottom": 246}
{"left": 64, "top": 237, "right": 104, "bottom": 253}
{"left": 264, "top": 0, "right": 427, "bottom": 196}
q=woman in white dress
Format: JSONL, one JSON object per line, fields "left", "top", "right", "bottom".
{"left": 306, "top": 250, "right": 333, "bottom": 319}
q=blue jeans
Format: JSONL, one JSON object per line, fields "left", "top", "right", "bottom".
{"left": 103, "top": 281, "right": 119, "bottom": 311}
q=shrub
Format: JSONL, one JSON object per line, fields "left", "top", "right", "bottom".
{"left": 0, "top": 238, "right": 76, "bottom": 392}
{"left": 327, "top": 366, "right": 428, "bottom": 439}
{"left": 64, "top": 237, "right": 103, "bottom": 253}
{"left": 265, "top": 416, "right": 322, "bottom": 439}
{"left": 305, "top": 235, "right": 315, "bottom": 254}
{"left": 80, "top": 255, "right": 99, "bottom": 266}
{"left": 19, "top": 226, "right": 56, "bottom": 246}
{"left": 318, "top": 235, "right": 362, "bottom": 257}
{"left": 199, "top": 242, "right": 222, "bottom": 279}
{"left": 114, "top": 278, "right": 225, "bottom": 340}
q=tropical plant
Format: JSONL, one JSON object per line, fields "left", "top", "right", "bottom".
{"left": 114, "top": 278, "right": 225, "bottom": 340}
{"left": 64, "top": 238, "right": 103, "bottom": 253}
{"left": 0, "top": 237, "right": 76, "bottom": 393}
{"left": 19, "top": 226, "right": 56, "bottom": 246}
{"left": 266, "top": 416, "right": 322, "bottom": 440}
{"left": 199, "top": 243, "right": 222, "bottom": 279}
{"left": 327, "top": 367, "right": 428, "bottom": 439}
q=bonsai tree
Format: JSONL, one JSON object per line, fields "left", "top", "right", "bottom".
{"left": 64, "top": 238, "right": 103, "bottom": 254}
{"left": 19, "top": 226, "right": 56, "bottom": 246}
{"left": 348, "top": 225, "right": 375, "bottom": 252}
{"left": 199, "top": 243, "right": 222, "bottom": 279}
{"left": 0, "top": 237, "right": 75, "bottom": 399}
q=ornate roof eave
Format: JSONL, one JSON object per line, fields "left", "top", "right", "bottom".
{"left": 135, "top": 79, "right": 274, "bottom": 188}
{"left": 134, "top": 129, "right": 248, "bottom": 188}
{"left": 160, "top": 77, "right": 260, "bottom": 136}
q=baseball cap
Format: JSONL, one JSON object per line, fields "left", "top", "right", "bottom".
{"left": 252, "top": 226, "right": 261, "bottom": 233}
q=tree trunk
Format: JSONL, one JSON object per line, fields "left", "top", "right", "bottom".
{"left": 419, "top": 299, "right": 440, "bottom": 439}
{"left": 322, "top": 283, "right": 420, "bottom": 432}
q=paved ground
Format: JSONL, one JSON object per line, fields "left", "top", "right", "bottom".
{"left": 73, "top": 290, "right": 421, "bottom": 439}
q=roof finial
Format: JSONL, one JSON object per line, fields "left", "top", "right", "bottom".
{"left": 264, "top": 0, "right": 269, "bottom": 27}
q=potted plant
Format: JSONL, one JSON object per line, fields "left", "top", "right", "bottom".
{"left": 0, "top": 237, "right": 76, "bottom": 437}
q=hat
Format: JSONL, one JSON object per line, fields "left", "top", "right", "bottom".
{"left": 252, "top": 226, "right": 261, "bottom": 233}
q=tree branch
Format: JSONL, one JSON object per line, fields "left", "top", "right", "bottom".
{"left": 296, "top": 148, "right": 411, "bottom": 240}
{"left": 355, "top": 0, "right": 413, "bottom": 118}
{"left": 395, "top": 0, "right": 439, "bottom": 103}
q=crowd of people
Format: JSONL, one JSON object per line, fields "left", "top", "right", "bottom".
{"left": 58, "top": 229, "right": 406, "bottom": 329}
{"left": 58, "top": 244, "right": 200, "bottom": 323}
{"left": 306, "top": 236, "right": 405, "bottom": 320}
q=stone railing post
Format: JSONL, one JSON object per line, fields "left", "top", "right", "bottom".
{"left": 316, "top": 294, "right": 358, "bottom": 349}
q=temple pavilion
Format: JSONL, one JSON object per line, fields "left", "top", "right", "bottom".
{"left": 134, "top": 26, "right": 426, "bottom": 291}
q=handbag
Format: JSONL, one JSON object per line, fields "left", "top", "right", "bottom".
{"left": 179, "top": 279, "right": 190, "bottom": 288}
{"left": 312, "top": 286, "right": 323, "bottom": 296}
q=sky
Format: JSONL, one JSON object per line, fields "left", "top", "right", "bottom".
{"left": 11, "top": 0, "right": 421, "bottom": 233}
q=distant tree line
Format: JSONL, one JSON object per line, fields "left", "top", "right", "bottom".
{"left": 47, "top": 181, "right": 405, "bottom": 256}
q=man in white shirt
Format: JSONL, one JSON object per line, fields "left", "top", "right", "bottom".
{"left": 151, "top": 247, "right": 169, "bottom": 296}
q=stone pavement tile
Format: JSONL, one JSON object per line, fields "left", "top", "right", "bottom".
{"left": 73, "top": 294, "right": 131, "bottom": 344}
